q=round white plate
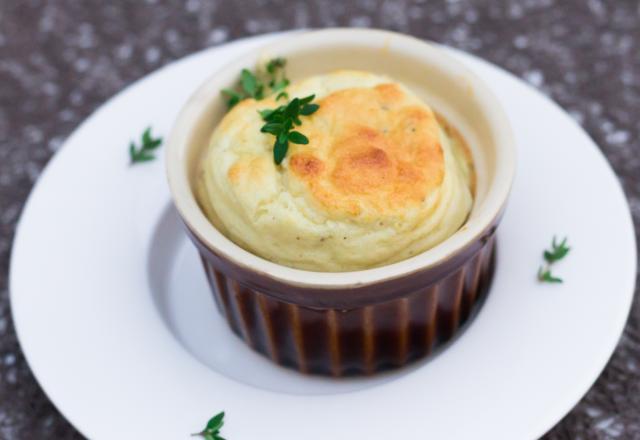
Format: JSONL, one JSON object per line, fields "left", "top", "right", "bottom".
{"left": 10, "top": 34, "right": 636, "bottom": 440}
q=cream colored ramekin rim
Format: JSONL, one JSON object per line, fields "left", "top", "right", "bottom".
{"left": 166, "top": 28, "right": 516, "bottom": 289}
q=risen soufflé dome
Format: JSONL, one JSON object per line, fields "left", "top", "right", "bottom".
{"left": 196, "top": 70, "right": 474, "bottom": 272}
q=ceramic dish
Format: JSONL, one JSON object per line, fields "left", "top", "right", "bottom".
{"left": 166, "top": 29, "right": 516, "bottom": 375}
{"left": 10, "top": 33, "right": 636, "bottom": 439}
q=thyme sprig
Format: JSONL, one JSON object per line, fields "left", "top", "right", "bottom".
{"left": 192, "top": 411, "right": 225, "bottom": 440}
{"left": 543, "top": 236, "right": 571, "bottom": 264}
{"left": 129, "top": 127, "right": 163, "bottom": 164}
{"left": 538, "top": 266, "right": 563, "bottom": 284}
{"left": 259, "top": 94, "right": 319, "bottom": 164}
{"left": 538, "top": 236, "right": 571, "bottom": 283}
{"left": 221, "top": 57, "right": 289, "bottom": 110}
{"left": 220, "top": 57, "right": 320, "bottom": 164}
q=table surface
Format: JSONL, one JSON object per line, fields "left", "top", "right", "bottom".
{"left": 1, "top": 1, "right": 639, "bottom": 438}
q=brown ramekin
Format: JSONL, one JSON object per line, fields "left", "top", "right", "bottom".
{"left": 166, "top": 29, "right": 516, "bottom": 376}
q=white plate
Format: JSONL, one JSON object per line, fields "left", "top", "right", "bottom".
{"left": 10, "top": 34, "right": 636, "bottom": 440}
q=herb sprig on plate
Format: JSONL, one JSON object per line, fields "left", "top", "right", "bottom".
{"left": 129, "top": 127, "right": 163, "bottom": 164}
{"left": 537, "top": 266, "right": 563, "bottom": 283}
{"left": 192, "top": 411, "right": 226, "bottom": 440}
{"left": 221, "top": 57, "right": 289, "bottom": 110}
{"left": 259, "top": 94, "right": 319, "bottom": 164}
{"left": 538, "top": 236, "right": 571, "bottom": 283}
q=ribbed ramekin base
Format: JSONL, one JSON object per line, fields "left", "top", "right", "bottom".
{"left": 200, "top": 238, "right": 496, "bottom": 376}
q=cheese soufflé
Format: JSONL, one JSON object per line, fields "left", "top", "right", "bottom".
{"left": 196, "top": 70, "right": 474, "bottom": 272}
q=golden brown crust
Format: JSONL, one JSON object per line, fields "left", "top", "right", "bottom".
{"left": 288, "top": 83, "right": 444, "bottom": 218}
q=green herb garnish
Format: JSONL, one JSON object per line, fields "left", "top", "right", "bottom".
{"left": 543, "top": 236, "right": 570, "bottom": 264}
{"left": 220, "top": 58, "right": 319, "bottom": 164}
{"left": 129, "top": 127, "right": 163, "bottom": 164}
{"left": 192, "top": 411, "right": 225, "bottom": 440}
{"left": 266, "top": 57, "right": 286, "bottom": 75}
{"left": 267, "top": 57, "right": 290, "bottom": 99}
{"left": 220, "top": 88, "right": 243, "bottom": 109}
{"left": 222, "top": 58, "right": 289, "bottom": 110}
{"left": 538, "top": 266, "right": 563, "bottom": 283}
{"left": 259, "top": 94, "right": 319, "bottom": 164}
{"left": 240, "top": 68, "right": 263, "bottom": 100}
{"left": 538, "top": 236, "right": 570, "bottom": 283}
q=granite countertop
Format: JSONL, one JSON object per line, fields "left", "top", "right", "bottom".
{"left": 1, "top": 1, "right": 639, "bottom": 438}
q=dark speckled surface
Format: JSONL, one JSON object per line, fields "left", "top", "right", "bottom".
{"left": 1, "top": 1, "right": 639, "bottom": 438}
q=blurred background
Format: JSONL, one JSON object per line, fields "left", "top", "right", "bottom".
{"left": 1, "top": 1, "right": 639, "bottom": 438}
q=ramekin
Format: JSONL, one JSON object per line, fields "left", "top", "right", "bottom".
{"left": 166, "top": 29, "right": 515, "bottom": 376}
